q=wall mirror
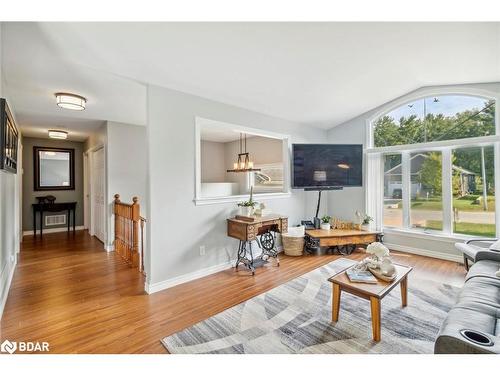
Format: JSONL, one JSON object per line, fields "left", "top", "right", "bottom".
{"left": 34, "top": 146, "right": 75, "bottom": 191}
{"left": 195, "top": 117, "right": 291, "bottom": 205}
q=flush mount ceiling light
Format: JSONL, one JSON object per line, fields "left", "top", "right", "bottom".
{"left": 48, "top": 130, "right": 68, "bottom": 139}
{"left": 55, "top": 93, "right": 86, "bottom": 111}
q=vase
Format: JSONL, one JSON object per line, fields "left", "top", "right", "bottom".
{"left": 361, "top": 224, "right": 370, "bottom": 231}
{"left": 320, "top": 223, "right": 331, "bottom": 230}
{"left": 239, "top": 206, "right": 254, "bottom": 217}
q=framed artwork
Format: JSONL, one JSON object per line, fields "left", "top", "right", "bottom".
{"left": 0, "top": 98, "right": 19, "bottom": 174}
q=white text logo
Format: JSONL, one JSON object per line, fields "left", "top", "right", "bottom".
{"left": 1, "top": 339, "right": 49, "bottom": 354}
{"left": 0, "top": 340, "right": 17, "bottom": 354}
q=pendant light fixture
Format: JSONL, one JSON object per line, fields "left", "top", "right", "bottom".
{"left": 227, "top": 133, "right": 261, "bottom": 173}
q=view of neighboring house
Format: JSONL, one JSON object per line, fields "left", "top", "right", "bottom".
{"left": 385, "top": 153, "right": 476, "bottom": 199}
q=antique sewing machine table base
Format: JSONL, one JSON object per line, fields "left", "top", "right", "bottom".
{"left": 227, "top": 215, "right": 288, "bottom": 275}
{"left": 235, "top": 233, "right": 280, "bottom": 275}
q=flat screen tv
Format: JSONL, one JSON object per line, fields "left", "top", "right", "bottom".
{"left": 292, "top": 144, "right": 363, "bottom": 189}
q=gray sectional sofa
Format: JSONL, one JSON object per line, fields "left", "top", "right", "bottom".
{"left": 434, "top": 253, "right": 500, "bottom": 354}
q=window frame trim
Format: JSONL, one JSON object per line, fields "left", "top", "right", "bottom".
{"left": 194, "top": 116, "right": 291, "bottom": 206}
{"left": 365, "top": 87, "right": 500, "bottom": 239}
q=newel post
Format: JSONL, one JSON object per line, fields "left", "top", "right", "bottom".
{"left": 114, "top": 194, "right": 120, "bottom": 255}
{"left": 132, "top": 197, "right": 140, "bottom": 267}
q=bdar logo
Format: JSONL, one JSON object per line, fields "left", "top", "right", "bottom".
{"left": 1, "top": 339, "right": 17, "bottom": 354}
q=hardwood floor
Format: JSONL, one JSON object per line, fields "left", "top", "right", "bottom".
{"left": 0, "top": 230, "right": 465, "bottom": 354}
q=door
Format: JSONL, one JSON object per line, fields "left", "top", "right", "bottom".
{"left": 92, "top": 147, "right": 106, "bottom": 243}
{"left": 83, "top": 152, "right": 89, "bottom": 230}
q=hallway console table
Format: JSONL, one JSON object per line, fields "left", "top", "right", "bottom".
{"left": 227, "top": 215, "right": 288, "bottom": 275}
{"left": 32, "top": 202, "right": 77, "bottom": 236}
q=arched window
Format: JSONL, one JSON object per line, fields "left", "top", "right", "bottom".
{"left": 367, "top": 93, "right": 498, "bottom": 239}
{"left": 374, "top": 95, "right": 495, "bottom": 147}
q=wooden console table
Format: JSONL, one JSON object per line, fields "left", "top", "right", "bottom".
{"left": 227, "top": 215, "right": 288, "bottom": 275}
{"left": 32, "top": 202, "right": 77, "bottom": 236}
{"left": 305, "top": 229, "right": 383, "bottom": 255}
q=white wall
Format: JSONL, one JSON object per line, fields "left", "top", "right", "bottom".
{"left": 146, "top": 85, "right": 327, "bottom": 291}
{"left": 0, "top": 22, "right": 22, "bottom": 318}
{"left": 106, "top": 121, "right": 148, "bottom": 249}
{"left": 327, "top": 82, "right": 500, "bottom": 260}
{"left": 84, "top": 122, "right": 107, "bottom": 152}
{"left": 84, "top": 121, "right": 148, "bottom": 250}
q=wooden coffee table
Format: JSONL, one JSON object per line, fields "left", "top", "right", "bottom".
{"left": 328, "top": 263, "right": 412, "bottom": 341}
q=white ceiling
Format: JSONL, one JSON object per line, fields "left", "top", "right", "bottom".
{"left": 2, "top": 22, "right": 147, "bottom": 141}
{"left": 2, "top": 22, "right": 500, "bottom": 138}
{"left": 200, "top": 125, "right": 258, "bottom": 143}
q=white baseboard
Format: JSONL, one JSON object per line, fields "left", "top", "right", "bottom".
{"left": 105, "top": 244, "right": 114, "bottom": 252}
{"left": 23, "top": 226, "right": 86, "bottom": 236}
{"left": 0, "top": 255, "right": 17, "bottom": 320}
{"left": 145, "top": 260, "right": 234, "bottom": 294}
{"left": 145, "top": 246, "right": 284, "bottom": 294}
{"left": 385, "top": 242, "right": 464, "bottom": 263}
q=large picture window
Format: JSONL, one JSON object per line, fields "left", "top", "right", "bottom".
{"left": 370, "top": 93, "right": 498, "bottom": 238}
{"left": 410, "top": 151, "right": 443, "bottom": 231}
{"left": 452, "top": 146, "right": 495, "bottom": 237}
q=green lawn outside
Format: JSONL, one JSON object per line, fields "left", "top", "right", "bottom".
{"left": 396, "top": 196, "right": 496, "bottom": 212}
{"left": 426, "top": 220, "right": 496, "bottom": 237}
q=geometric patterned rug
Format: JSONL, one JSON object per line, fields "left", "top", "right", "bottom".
{"left": 162, "top": 258, "right": 459, "bottom": 354}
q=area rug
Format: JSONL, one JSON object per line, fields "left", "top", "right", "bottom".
{"left": 162, "top": 258, "right": 458, "bottom": 354}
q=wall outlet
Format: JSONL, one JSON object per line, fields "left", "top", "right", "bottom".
{"left": 199, "top": 245, "right": 206, "bottom": 256}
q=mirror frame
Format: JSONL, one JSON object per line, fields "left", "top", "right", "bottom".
{"left": 34, "top": 146, "right": 75, "bottom": 191}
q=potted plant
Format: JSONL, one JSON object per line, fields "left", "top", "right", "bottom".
{"left": 320, "top": 215, "right": 332, "bottom": 230}
{"left": 361, "top": 214, "right": 373, "bottom": 230}
{"left": 237, "top": 186, "right": 258, "bottom": 216}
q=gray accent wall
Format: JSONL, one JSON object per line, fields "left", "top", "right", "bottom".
{"left": 22, "top": 137, "right": 84, "bottom": 232}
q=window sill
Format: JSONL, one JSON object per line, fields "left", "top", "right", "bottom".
{"left": 194, "top": 192, "right": 292, "bottom": 206}
{"left": 382, "top": 227, "right": 491, "bottom": 243}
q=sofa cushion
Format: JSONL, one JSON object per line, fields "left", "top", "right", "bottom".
{"left": 435, "top": 259, "right": 500, "bottom": 353}
{"left": 466, "top": 260, "right": 500, "bottom": 282}
{"left": 457, "top": 277, "right": 500, "bottom": 309}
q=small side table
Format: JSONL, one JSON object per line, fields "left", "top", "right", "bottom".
{"left": 328, "top": 263, "right": 412, "bottom": 342}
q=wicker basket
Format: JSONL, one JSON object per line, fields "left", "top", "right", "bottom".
{"left": 282, "top": 234, "right": 304, "bottom": 256}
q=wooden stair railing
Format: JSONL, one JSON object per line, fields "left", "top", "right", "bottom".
{"left": 113, "top": 194, "right": 146, "bottom": 273}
